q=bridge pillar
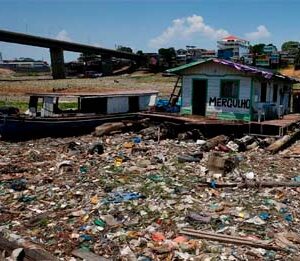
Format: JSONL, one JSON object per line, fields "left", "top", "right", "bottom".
{"left": 50, "top": 47, "right": 66, "bottom": 79}
{"left": 101, "top": 54, "right": 113, "bottom": 76}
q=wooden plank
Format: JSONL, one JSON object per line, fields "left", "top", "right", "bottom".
{"left": 197, "top": 180, "right": 300, "bottom": 189}
{"left": 266, "top": 129, "right": 300, "bottom": 154}
{"left": 180, "top": 229, "right": 284, "bottom": 251}
{"left": 72, "top": 249, "right": 111, "bottom": 261}
{"left": 0, "top": 233, "right": 57, "bottom": 261}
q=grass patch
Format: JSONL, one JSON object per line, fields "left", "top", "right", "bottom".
{"left": 0, "top": 100, "right": 28, "bottom": 112}
{"left": 0, "top": 100, "right": 79, "bottom": 113}
{"left": 58, "top": 102, "right": 78, "bottom": 111}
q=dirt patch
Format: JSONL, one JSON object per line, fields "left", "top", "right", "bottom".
{"left": 0, "top": 68, "right": 15, "bottom": 77}
{"left": 280, "top": 67, "right": 300, "bottom": 80}
{"left": 0, "top": 73, "right": 177, "bottom": 99}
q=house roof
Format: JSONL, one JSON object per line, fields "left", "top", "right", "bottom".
{"left": 223, "top": 35, "right": 240, "bottom": 41}
{"left": 26, "top": 90, "right": 159, "bottom": 98}
{"left": 166, "top": 58, "right": 300, "bottom": 83}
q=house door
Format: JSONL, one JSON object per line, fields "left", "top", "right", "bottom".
{"left": 192, "top": 79, "right": 207, "bottom": 116}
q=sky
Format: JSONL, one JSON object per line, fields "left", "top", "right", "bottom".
{"left": 0, "top": 0, "right": 299, "bottom": 63}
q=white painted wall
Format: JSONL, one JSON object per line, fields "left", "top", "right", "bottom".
{"left": 107, "top": 97, "right": 129, "bottom": 114}
{"left": 41, "top": 97, "right": 55, "bottom": 117}
{"left": 181, "top": 69, "right": 251, "bottom": 118}
{"left": 252, "top": 79, "right": 291, "bottom": 119}
{"left": 205, "top": 76, "right": 251, "bottom": 116}
{"left": 139, "top": 95, "right": 153, "bottom": 110}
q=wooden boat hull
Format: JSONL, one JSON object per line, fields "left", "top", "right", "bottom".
{"left": 0, "top": 113, "right": 138, "bottom": 140}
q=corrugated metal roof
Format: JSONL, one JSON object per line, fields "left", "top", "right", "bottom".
{"left": 166, "top": 58, "right": 300, "bottom": 83}
{"left": 166, "top": 59, "right": 208, "bottom": 74}
{"left": 26, "top": 90, "right": 159, "bottom": 98}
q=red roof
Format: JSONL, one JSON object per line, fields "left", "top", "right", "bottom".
{"left": 223, "top": 35, "right": 239, "bottom": 40}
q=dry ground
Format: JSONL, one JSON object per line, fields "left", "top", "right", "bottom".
{"left": 280, "top": 66, "right": 300, "bottom": 79}
{"left": 0, "top": 72, "right": 177, "bottom": 103}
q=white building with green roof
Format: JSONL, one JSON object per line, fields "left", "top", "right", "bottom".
{"left": 167, "top": 59, "right": 298, "bottom": 121}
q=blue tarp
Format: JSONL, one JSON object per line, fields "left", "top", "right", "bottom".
{"left": 156, "top": 98, "right": 180, "bottom": 113}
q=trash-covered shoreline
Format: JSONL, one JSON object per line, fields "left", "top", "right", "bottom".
{"left": 1, "top": 123, "right": 300, "bottom": 260}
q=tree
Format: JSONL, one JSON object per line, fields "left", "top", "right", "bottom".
{"left": 78, "top": 52, "right": 101, "bottom": 63}
{"left": 250, "top": 44, "right": 265, "bottom": 55}
{"left": 295, "top": 50, "right": 300, "bottom": 70}
{"left": 116, "top": 45, "right": 133, "bottom": 53}
{"left": 158, "top": 47, "right": 176, "bottom": 67}
{"left": 281, "top": 41, "right": 300, "bottom": 54}
{"left": 136, "top": 50, "right": 144, "bottom": 56}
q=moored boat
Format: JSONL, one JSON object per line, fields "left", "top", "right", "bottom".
{"left": 0, "top": 90, "right": 158, "bottom": 140}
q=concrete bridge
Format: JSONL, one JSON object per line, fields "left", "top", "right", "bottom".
{"left": 0, "top": 29, "right": 142, "bottom": 79}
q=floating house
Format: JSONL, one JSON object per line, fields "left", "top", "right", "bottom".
{"left": 167, "top": 59, "right": 298, "bottom": 121}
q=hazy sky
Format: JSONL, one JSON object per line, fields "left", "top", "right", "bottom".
{"left": 0, "top": 0, "right": 299, "bottom": 62}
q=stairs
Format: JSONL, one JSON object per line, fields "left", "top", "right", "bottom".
{"left": 168, "top": 76, "right": 182, "bottom": 107}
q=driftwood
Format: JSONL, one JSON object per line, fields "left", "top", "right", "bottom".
{"left": 197, "top": 180, "right": 300, "bottom": 189}
{"left": 283, "top": 155, "right": 300, "bottom": 158}
{"left": 94, "top": 122, "right": 128, "bottom": 137}
{"left": 94, "top": 118, "right": 150, "bottom": 137}
{"left": 266, "top": 129, "right": 300, "bottom": 154}
{"left": 72, "top": 248, "right": 111, "bottom": 261}
{"left": 180, "top": 228, "right": 283, "bottom": 251}
{"left": 202, "top": 135, "right": 228, "bottom": 152}
{"left": 0, "top": 230, "right": 57, "bottom": 260}
{"left": 246, "top": 141, "right": 259, "bottom": 150}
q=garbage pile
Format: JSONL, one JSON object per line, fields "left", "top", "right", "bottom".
{"left": 1, "top": 123, "right": 300, "bottom": 260}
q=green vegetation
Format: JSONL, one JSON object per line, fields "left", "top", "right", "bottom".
{"left": 158, "top": 47, "right": 176, "bottom": 67}
{"left": 0, "top": 100, "right": 28, "bottom": 112}
{"left": 58, "top": 102, "right": 78, "bottom": 111}
{"left": 0, "top": 100, "right": 79, "bottom": 113}
{"left": 281, "top": 41, "right": 300, "bottom": 54}
{"left": 116, "top": 45, "right": 133, "bottom": 53}
{"left": 295, "top": 50, "right": 300, "bottom": 70}
{"left": 250, "top": 43, "right": 265, "bottom": 55}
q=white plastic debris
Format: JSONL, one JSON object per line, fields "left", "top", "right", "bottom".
{"left": 245, "top": 171, "right": 255, "bottom": 179}
{"left": 120, "top": 246, "right": 137, "bottom": 261}
{"left": 226, "top": 141, "right": 239, "bottom": 152}
{"left": 196, "top": 139, "right": 206, "bottom": 145}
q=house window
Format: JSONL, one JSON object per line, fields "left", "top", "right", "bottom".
{"left": 273, "top": 84, "right": 278, "bottom": 102}
{"left": 220, "top": 80, "right": 239, "bottom": 98}
{"left": 261, "top": 82, "right": 267, "bottom": 102}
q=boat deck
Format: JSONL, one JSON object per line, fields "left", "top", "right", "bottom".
{"left": 248, "top": 114, "right": 300, "bottom": 136}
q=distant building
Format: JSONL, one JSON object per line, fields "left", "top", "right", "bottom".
{"left": 217, "top": 49, "right": 234, "bottom": 60}
{"left": 217, "top": 35, "right": 250, "bottom": 62}
{"left": 280, "top": 51, "right": 297, "bottom": 65}
{"left": 175, "top": 47, "right": 216, "bottom": 64}
{"left": 186, "top": 47, "right": 204, "bottom": 61}
{"left": 263, "top": 44, "right": 277, "bottom": 54}
{"left": 270, "top": 53, "right": 280, "bottom": 66}
{"left": 255, "top": 54, "right": 270, "bottom": 67}
{"left": 0, "top": 58, "right": 50, "bottom": 72}
{"left": 200, "top": 50, "right": 217, "bottom": 59}
{"left": 176, "top": 49, "right": 188, "bottom": 63}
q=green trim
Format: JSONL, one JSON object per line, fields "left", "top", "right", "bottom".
{"left": 206, "top": 111, "right": 250, "bottom": 121}
{"left": 191, "top": 78, "right": 208, "bottom": 116}
{"left": 219, "top": 79, "right": 240, "bottom": 99}
{"left": 185, "top": 73, "right": 247, "bottom": 77}
{"left": 166, "top": 59, "right": 211, "bottom": 74}
{"left": 181, "top": 107, "right": 192, "bottom": 114}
